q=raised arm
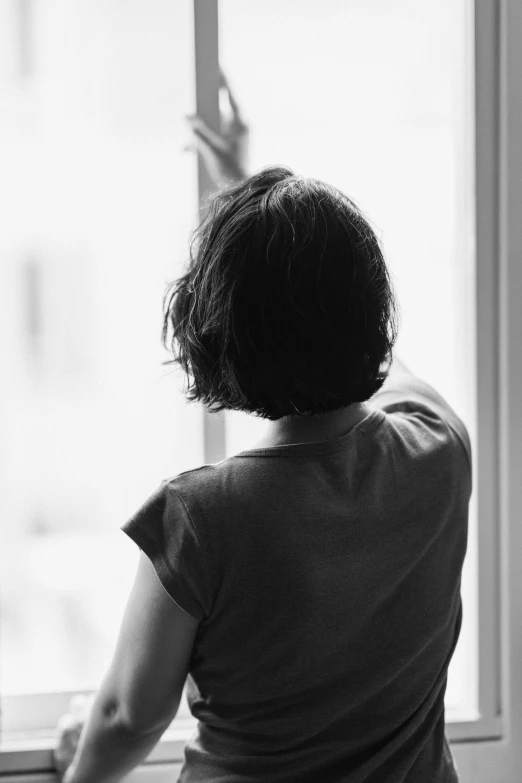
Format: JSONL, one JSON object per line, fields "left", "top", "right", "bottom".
{"left": 377, "top": 353, "right": 472, "bottom": 476}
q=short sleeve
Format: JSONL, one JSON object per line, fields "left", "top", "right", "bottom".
{"left": 120, "top": 480, "right": 213, "bottom": 621}
{"left": 369, "top": 372, "right": 473, "bottom": 481}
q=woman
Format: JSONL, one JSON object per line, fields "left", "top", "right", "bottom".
{"left": 54, "top": 72, "right": 471, "bottom": 783}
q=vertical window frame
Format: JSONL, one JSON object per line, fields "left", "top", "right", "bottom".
{"left": 447, "top": 0, "right": 502, "bottom": 744}
{"left": 195, "top": 0, "right": 228, "bottom": 466}
{"left": 451, "top": 0, "right": 522, "bottom": 778}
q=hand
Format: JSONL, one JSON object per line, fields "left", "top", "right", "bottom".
{"left": 53, "top": 693, "right": 95, "bottom": 782}
{"left": 184, "top": 68, "right": 249, "bottom": 189}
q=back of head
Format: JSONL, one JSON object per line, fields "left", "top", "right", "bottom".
{"left": 162, "top": 165, "right": 400, "bottom": 420}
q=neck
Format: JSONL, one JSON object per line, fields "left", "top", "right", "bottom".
{"left": 253, "top": 402, "right": 371, "bottom": 448}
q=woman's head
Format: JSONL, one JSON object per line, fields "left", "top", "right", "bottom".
{"left": 162, "top": 165, "right": 400, "bottom": 420}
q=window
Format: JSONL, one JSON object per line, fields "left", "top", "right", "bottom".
{"left": 220, "top": 0, "right": 479, "bottom": 729}
{"left": 1, "top": 1, "right": 521, "bottom": 780}
{"left": 0, "top": 0, "right": 200, "bottom": 750}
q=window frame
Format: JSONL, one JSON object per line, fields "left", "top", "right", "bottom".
{"left": 449, "top": 0, "right": 522, "bottom": 777}
{"left": 2, "top": 0, "right": 522, "bottom": 779}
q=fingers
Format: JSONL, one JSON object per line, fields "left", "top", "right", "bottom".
{"left": 218, "top": 67, "right": 242, "bottom": 121}
{"left": 192, "top": 127, "right": 218, "bottom": 154}
{"left": 182, "top": 131, "right": 213, "bottom": 158}
{"left": 185, "top": 115, "right": 228, "bottom": 154}
{"left": 188, "top": 127, "right": 225, "bottom": 171}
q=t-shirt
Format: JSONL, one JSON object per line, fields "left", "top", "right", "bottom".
{"left": 121, "top": 371, "right": 472, "bottom": 783}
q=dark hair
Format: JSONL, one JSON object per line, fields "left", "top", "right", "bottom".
{"left": 161, "top": 165, "right": 400, "bottom": 421}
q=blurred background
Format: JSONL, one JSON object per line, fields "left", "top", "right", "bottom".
{"left": 0, "top": 0, "right": 476, "bottom": 732}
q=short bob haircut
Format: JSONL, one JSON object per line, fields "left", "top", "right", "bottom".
{"left": 162, "top": 165, "right": 400, "bottom": 421}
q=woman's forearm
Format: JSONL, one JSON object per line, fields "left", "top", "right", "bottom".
{"left": 63, "top": 696, "right": 167, "bottom": 783}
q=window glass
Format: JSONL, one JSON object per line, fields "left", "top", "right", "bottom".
{"left": 0, "top": 0, "right": 200, "bottom": 722}
{"left": 0, "top": 0, "right": 478, "bottom": 734}
{"left": 220, "top": 0, "right": 477, "bottom": 721}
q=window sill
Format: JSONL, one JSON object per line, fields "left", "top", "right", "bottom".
{"left": 0, "top": 713, "right": 504, "bottom": 776}
{"left": 0, "top": 720, "right": 197, "bottom": 776}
